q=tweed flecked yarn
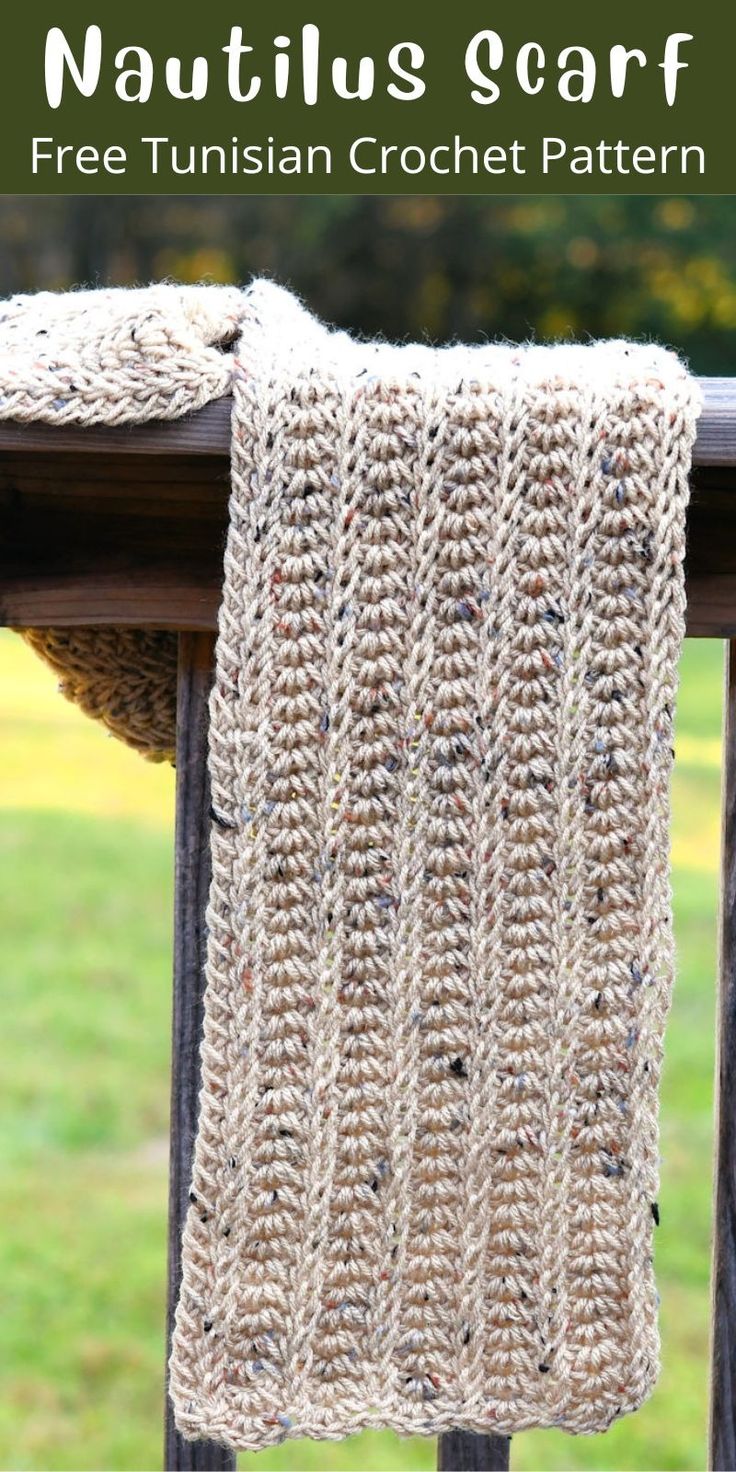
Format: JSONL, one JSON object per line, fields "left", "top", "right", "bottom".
{"left": 21, "top": 627, "right": 178, "bottom": 762}
{"left": 1, "top": 282, "right": 701, "bottom": 1449}
{"left": 0, "top": 283, "right": 242, "bottom": 762}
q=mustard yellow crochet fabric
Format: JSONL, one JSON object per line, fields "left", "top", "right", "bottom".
{"left": 0, "top": 282, "right": 701, "bottom": 1450}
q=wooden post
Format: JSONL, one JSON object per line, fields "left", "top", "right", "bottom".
{"left": 437, "top": 1431, "right": 511, "bottom": 1471}
{"left": 164, "top": 632, "right": 235, "bottom": 1472}
{"left": 710, "top": 639, "right": 736, "bottom": 1470}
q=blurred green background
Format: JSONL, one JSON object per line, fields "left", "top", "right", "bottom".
{"left": 0, "top": 196, "right": 734, "bottom": 1471}
{"left": 0, "top": 196, "right": 735, "bottom": 369}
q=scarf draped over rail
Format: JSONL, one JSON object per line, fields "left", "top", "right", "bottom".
{"left": 0, "top": 281, "right": 701, "bottom": 1449}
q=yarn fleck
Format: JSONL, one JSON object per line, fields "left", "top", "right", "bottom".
{"left": 0, "top": 280, "right": 702, "bottom": 1449}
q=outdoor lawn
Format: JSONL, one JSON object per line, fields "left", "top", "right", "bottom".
{"left": 0, "top": 628, "right": 723, "bottom": 1472}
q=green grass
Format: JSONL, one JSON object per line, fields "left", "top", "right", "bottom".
{"left": 0, "top": 634, "right": 724, "bottom": 1471}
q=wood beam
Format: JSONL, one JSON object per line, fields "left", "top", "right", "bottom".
{"left": 2, "top": 380, "right": 736, "bottom": 635}
{"left": 0, "top": 377, "right": 732, "bottom": 463}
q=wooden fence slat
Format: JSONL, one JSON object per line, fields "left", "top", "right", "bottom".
{"left": 709, "top": 639, "right": 736, "bottom": 1471}
{"left": 164, "top": 632, "right": 235, "bottom": 1472}
{"left": 437, "top": 1430, "right": 511, "bottom": 1470}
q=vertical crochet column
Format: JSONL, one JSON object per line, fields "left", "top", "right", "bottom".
{"left": 168, "top": 288, "right": 701, "bottom": 1449}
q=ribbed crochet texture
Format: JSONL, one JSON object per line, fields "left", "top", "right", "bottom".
{"left": 1, "top": 282, "right": 701, "bottom": 1449}
{"left": 0, "top": 283, "right": 243, "bottom": 762}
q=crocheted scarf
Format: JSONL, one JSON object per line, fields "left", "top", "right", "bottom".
{"left": 1, "top": 282, "right": 701, "bottom": 1449}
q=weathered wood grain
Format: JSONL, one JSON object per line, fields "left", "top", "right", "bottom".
{"left": 437, "top": 1430, "right": 511, "bottom": 1471}
{"left": 710, "top": 640, "right": 736, "bottom": 1472}
{"left": 0, "top": 448, "right": 228, "bottom": 630}
{"left": 0, "top": 400, "right": 233, "bottom": 457}
{"left": 696, "top": 381, "right": 736, "bottom": 467}
{"left": 2, "top": 456, "right": 735, "bottom": 634}
{"left": 164, "top": 633, "right": 235, "bottom": 1472}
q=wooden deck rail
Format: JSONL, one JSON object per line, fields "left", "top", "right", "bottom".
{"left": 2, "top": 378, "right": 736, "bottom": 638}
{"left": 4, "top": 380, "right": 736, "bottom": 1472}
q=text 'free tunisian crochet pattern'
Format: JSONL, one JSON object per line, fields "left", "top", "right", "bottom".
{"left": 0, "top": 282, "right": 701, "bottom": 1449}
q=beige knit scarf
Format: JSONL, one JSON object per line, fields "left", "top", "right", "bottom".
{"left": 1, "top": 282, "right": 701, "bottom": 1449}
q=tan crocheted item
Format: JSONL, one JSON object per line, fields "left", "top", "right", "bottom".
{"left": 1, "top": 283, "right": 701, "bottom": 1449}
{"left": 21, "top": 628, "right": 178, "bottom": 762}
{"left": 0, "top": 283, "right": 242, "bottom": 763}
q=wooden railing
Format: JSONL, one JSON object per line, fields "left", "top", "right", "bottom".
{"left": 3, "top": 381, "right": 736, "bottom": 1472}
